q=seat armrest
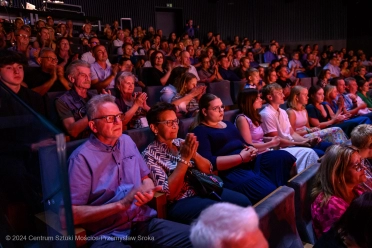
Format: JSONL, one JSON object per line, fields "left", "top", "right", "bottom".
{"left": 148, "top": 192, "right": 167, "bottom": 219}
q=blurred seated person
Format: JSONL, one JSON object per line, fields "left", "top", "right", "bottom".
{"left": 55, "top": 37, "right": 78, "bottom": 70}
{"left": 103, "top": 26, "right": 114, "bottom": 41}
{"left": 234, "top": 56, "right": 250, "bottom": 81}
{"left": 171, "top": 72, "right": 205, "bottom": 118}
{"left": 217, "top": 55, "right": 240, "bottom": 81}
{"left": 78, "top": 23, "right": 96, "bottom": 40}
{"left": 65, "top": 20, "right": 78, "bottom": 38}
{"left": 235, "top": 90, "right": 317, "bottom": 174}
{"left": 91, "top": 45, "right": 119, "bottom": 91}
{"left": 37, "top": 27, "right": 55, "bottom": 50}
{"left": 244, "top": 68, "right": 261, "bottom": 90}
{"left": 191, "top": 93, "right": 296, "bottom": 204}
{"left": 81, "top": 37, "right": 111, "bottom": 65}
{"left": 339, "top": 60, "right": 351, "bottom": 78}
{"left": 351, "top": 124, "right": 372, "bottom": 191}
{"left": 138, "top": 39, "right": 151, "bottom": 56}
{"left": 317, "top": 69, "right": 331, "bottom": 88}
{"left": 275, "top": 65, "right": 292, "bottom": 99}
{"left": 112, "top": 29, "right": 125, "bottom": 55}
{"left": 231, "top": 49, "right": 242, "bottom": 68}
{"left": 0, "top": 50, "right": 45, "bottom": 115}
{"left": 120, "top": 42, "right": 137, "bottom": 66}
{"left": 247, "top": 51, "right": 259, "bottom": 68}
{"left": 190, "top": 203, "right": 268, "bottom": 248}
{"left": 303, "top": 53, "right": 319, "bottom": 77}
{"left": 143, "top": 48, "right": 156, "bottom": 68}
{"left": 288, "top": 52, "right": 306, "bottom": 78}
{"left": 186, "top": 45, "right": 200, "bottom": 67}
{"left": 55, "top": 23, "right": 68, "bottom": 39}
{"left": 24, "top": 48, "right": 70, "bottom": 95}
{"left": 142, "top": 103, "right": 251, "bottom": 224}
{"left": 357, "top": 79, "right": 372, "bottom": 108}
{"left": 311, "top": 145, "right": 366, "bottom": 239}
{"left": 198, "top": 55, "right": 223, "bottom": 84}
{"left": 68, "top": 95, "right": 192, "bottom": 247}
{"left": 264, "top": 67, "right": 277, "bottom": 85}
{"left": 263, "top": 44, "right": 278, "bottom": 64}
{"left": 115, "top": 72, "right": 149, "bottom": 130}
{"left": 346, "top": 77, "right": 372, "bottom": 116}
{"left": 160, "top": 67, "right": 188, "bottom": 103}
{"left": 8, "top": 27, "right": 39, "bottom": 67}
{"left": 177, "top": 51, "right": 200, "bottom": 80}
{"left": 287, "top": 86, "right": 348, "bottom": 144}
{"left": 56, "top": 60, "right": 97, "bottom": 139}
{"left": 314, "top": 192, "right": 372, "bottom": 248}
{"left": 354, "top": 65, "right": 367, "bottom": 83}
{"left": 147, "top": 51, "right": 173, "bottom": 86}
{"left": 118, "top": 57, "right": 145, "bottom": 88}
{"left": 323, "top": 56, "right": 340, "bottom": 78}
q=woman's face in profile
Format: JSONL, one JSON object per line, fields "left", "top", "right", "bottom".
{"left": 344, "top": 152, "right": 367, "bottom": 187}
{"left": 185, "top": 78, "right": 197, "bottom": 92}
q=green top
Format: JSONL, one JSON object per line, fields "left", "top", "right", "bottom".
{"left": 357, "top": 91, "right": 372, "bottom": 108}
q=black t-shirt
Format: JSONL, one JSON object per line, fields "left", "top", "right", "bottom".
{"left": 23, "top": 67, "right": 66, "bottom": 92}
{"left": 276, "top": 78, "right": 292, "bottom": 89}
{"left": 314, "top": 227, "right": 347, "bottom": 248}
{"left": 147, "top": 67, "right": 166, "bottom": 86}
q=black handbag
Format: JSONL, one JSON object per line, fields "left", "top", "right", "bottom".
{"left": 186, "top": 168, "right": 224, "bottom": 200}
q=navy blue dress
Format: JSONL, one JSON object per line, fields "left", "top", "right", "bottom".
{"left": 193, "top": 121, "right": 296, "bottom": 204}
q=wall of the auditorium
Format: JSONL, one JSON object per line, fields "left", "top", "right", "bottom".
{"left": 19, "top": 0, "right": 347, "bottom": 48}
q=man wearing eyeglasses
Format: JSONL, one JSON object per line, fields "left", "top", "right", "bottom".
{"left": 81, "top": 37, "right": 111, "bottom": 65}
{"left": 56, "top": 60, "right": 97, "bottom": 139}
{"left": 68, "top": 94, "right": 192, "bottom": 247}
{"left": 23, "top": 48, "right": 70, "bottom": 96}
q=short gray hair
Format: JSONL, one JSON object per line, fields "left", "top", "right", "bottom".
{"left": 115, "top": 71, "right": 136, "bottom": 87}
{"left": 39, "top": 48, "right": 55, "bottom": 58}
{"left": 351, "top": 124, "right": 372, "bottom": 150}
{"left": 86, "top": 94, "right": 116, "bottom": 120}
{"left": 190, "top": 203, "right": 261, "bottom": 248}
{"left": 344, "top": 77, "right": 356, "bottom": 86}
{"left": 65, "top": 60, "right": 91, "bottom": 79}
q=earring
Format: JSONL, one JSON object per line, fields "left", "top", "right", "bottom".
{"left": 154, "top": 132, "right": 158, "bottom": 136}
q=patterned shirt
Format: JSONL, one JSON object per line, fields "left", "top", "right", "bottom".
{"left": 142, "top": 138, "right": 212, "bottom": 201}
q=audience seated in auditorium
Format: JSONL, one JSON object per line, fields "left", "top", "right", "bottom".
{"left": 339, "top": 60, "right": 351, "bottom": 78}
{"left": 55, "top": 37, "right": 78, "bottom": 70}
{"left": 114, "top": 72, "right": 149, "bottom": 130}
{"left": 198, "top": 55, "right": 223, "bottom": 83}
{"left": 78, "top": 23, "right": 96, "bottom": 40}
{"left": 90, "top": 45, "right": 119, "bottom": 90}
{"left": 264, "top": 67, "right": 277, "bottom": 85}
{"left": 244, "top": 68, "right": 261, "bottom": 90}
{"left": 317, "top": 69, "right": 331, "bottom": 88}
{"left": 346, "top": 77, "right": 371, "bottom": 116}
{"left": 37, "top": 27, "right": 55, "bottom": 50}
{"left": 323, "top": 56, "right": 340, "bottom": 78}
{"left": 311, "top": 145, "right": 366, "bottom": 239}
{"left": 288, "top": 52, "right": 306, "bottom": 78}
{"left": 142, "top": 102, "right": 250, "bottom": 224}
{"left": 263, "top": 44, "right": 278, "bottom": 64}
{"left": 260, "top": 83, "right": 332, "bottom": 158}
{"left": 23, "top": 48, "right": 70, "bottom": 95}
{"left": 234, "top": 56, "right": 250, "bottom": 81}
{"left": 357, "top": 79, "right": 372, "bottom": 108}
{"left": 190, "top": 203, "right": 268, "bottom": 248}
{"left": 303, "top": 53, "right": 319, "bottom": 77}
{"left": 275, "top": 65, "right": 292, "bottom": 99}
{"left": 160, "top": 67, "right": 188, "bottom": 103}
{"left": 171, "top": 72, "right": 205, "bottom": 118}
{"left": 235, "top": 89, "right": 316, "bottom": 174}
{"left": 177, "top": 50, "right": 200, "bottom": 81}
{"left": 112, "top": 29, "right": 125, "bottom": 55}
{"left": 354, "top": 65, "right": 367, "bottom": 83}
{"left": 314, "top": 192, "right": 372, "bottom": 248}
{"left": 67, "top": 95, "right": 192, "bottom": 247}
{"left": 0, "top": 50, "right": 45, "bottom": 115}
{"left": 232, "top": 49, "right": 242, "bottom": 68}
{"left": 56, "top": 60, "right": 97, "bottom": 139}
{"left": 192, "top": 93, "right": 296, "bottom": 204}
{"left": 286, "top": 86, "right": 348, "bottom": 144}
{"left": 217, "top": 55, "right": 240, "bottom": 81}
{"left": 147, "top": 51, "right": 174, "bottom": 86}
{"left": 81, "top": 37, "right": 110, "bottom": 65}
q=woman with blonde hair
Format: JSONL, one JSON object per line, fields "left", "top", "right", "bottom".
{"left": 287, "top": 86, "right": 348, "bottom": 144}
{"left": 311, "top": 145, "right": 367, "bottom": 239}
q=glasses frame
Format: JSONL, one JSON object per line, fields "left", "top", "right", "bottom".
{"left": 208, "top": 105, "right": 225, "bottom": 112}
{"left": 41, "top": 56, "right": 58, "bottom": 62}
{"left": 91, "top": 113, "right": 124, "bottom": 123}
{"left": 157, "top": 119, "right": 179, "bottom": 127}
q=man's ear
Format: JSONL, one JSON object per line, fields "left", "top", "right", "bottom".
{"left": 88, "top": 120, "right": 97, "bottom": 133}
{"left": 36, "top": 57, "right": 42, "bottom": 65}
{"left": 68, "top": 75, "right": 74, "bottom": 83}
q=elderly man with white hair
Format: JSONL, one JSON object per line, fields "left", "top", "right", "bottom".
{"left": 190, "top": 202, "right": 268, "bottom": 248}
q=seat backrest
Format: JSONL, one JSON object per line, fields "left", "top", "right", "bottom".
{"left": 280, "top": 101, "right": 288, "bottom": 111}
{"left": 254, "top": 186, "right": 303, "bottom": 248}
{"left": 312, "top": 77, "right": 319, "bottom": 86}
{"left": 124, "top": 127, "right": 155, "bottom": 152}
{"left": 44, "top": 91, "right": 66, "bottom": 130}
{"left": 38, "top": 139, "right": 87, "bottom": 214}
{"left": 145, "top": 85, "right": 164, "bottom": 107}
{"left": 178, "top": 117, "right": 194, "bottom": 139}
{"left": 70, "top": 44, "right": 83, "bottom": 55}
{"left": 314, "top": 67, "right": 322, "bottom": 77}
{"left": 287, "top": 163, "right": 320, "bottom": 244}
{"left": 207, "top": 80, "right": 234, "bottom": 106}
{"left": 141, "top": 67, "right": 153, "bottom": 85}
{"left": 231, "top": 81, "right": 246, "bottom": 104}
{"left": 300, "top": 77, "right": 312, "bottom": 89}
{"left": 223, "top": 109, "right": 240, "bottom": 123}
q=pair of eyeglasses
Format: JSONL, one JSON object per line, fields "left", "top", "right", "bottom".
{"left": 41, "top": 56, "right": 58, "bottom": 62}
{"left": 92, "top": 113, "right": 124, "bottom": 123}
{"left": 352, "top": 159, "right": 367, "bottom": 172}
{"left": 90, "top": 41, "right": 100, "bottom": 45}
{"left": 209, "top": 105, "right": 225, "bottom": 112}
{"left": 155, "top": 56, "right": 163, "bottom": 59}
{"left": 16, "top": 34, "right": 29, "bottom": 39}
{"left": 157, "top": 119, "right": 179, "bottom": 127}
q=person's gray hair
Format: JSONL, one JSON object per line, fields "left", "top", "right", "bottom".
{"left": 86, "top": 94, "right": 116, "bottom": 120}
{"left": 65, "top": 60, "right": 91, "bottom": 79}
{"left": 115, "top": 71, "right": 136, "bottom": 87}
{"left": 351, "top": 124, "right": 372, "bottom": 150}
{"left": 190, "top": 203, "right": 260, "bottom": 248}
{"left": 39, "top": 48, "right": 55, "bottom": 58}
{"left": 344, "top": 77, "right": 356, "bottom": 86}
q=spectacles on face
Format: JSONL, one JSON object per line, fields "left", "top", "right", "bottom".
{"left": 155, "top": 56, "right": 163, "bottom": 60}
{"left": 209, "top": 105, "right": 225, "bottom": 112}
{"left": 90, "top": 41, "right": 100, "bottom": 45}
{"left": 92, "top": 113, "right": 123, "bottom": 123}
{"left": 351, "top": 159, "right": 367, "bottom": 172}
{"left": 41, "top": 56, "right": 58, "bottom": 62}
{"left": 16, "top": 34, "right": 29, "bottom": 39}
{"left": 157, "top": 119, "right": 179, "bottom": 127}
